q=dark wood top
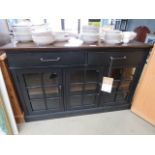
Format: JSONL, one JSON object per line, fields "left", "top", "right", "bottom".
{"left": 0, "top": 40, "right": 153, "bottom": 52}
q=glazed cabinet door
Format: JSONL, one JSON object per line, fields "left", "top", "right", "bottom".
{"left": 99, "top": 65, "right": 137, "bottom": 107}
{"left": 15, "top": 68, "right": 64, "bottom": 115}
{"left": 65, "top": 68, "right": 102, "bottom": 110}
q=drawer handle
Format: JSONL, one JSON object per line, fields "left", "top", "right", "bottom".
{"left": 40, "top": 57, "right": 61, "bottom": 62}
{"left": 110, "top": 56, "right": 127, "bottom": 61}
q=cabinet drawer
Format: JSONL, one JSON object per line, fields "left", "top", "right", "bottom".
{"left": 7, "top": 52, "right": 85, "bottom": 67}
{"left": 88, "top": 51, "right": 146, "bottom": 67}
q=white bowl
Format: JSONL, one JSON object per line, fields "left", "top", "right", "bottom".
{"left": 100, "top": 30, "right": 123, "bottom": 44}
{"left": 32, "top": 30, "right": 55, "bottom": 45}
{"left": 15, "top": 34, "right": 32, "bottom": 42}
{"left": 54, "top": 31, "right": 70, "bottom": 42}
{"left": 122, "top": 31, "right": 137, "bottom": 43}
{"left": 12, "top": 21, "right": 32, "bottom": 42}
{"left": 79, "top": 33, "right": 98, "bottom": 43}
{"left": 13, "top": 27, "right": 32, "bottom": 42}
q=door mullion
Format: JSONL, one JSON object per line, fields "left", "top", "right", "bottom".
{"left": 81, "top": 68, "right": 86, "bottom": 106}
{"left": 113, "top": 68, "right": 124, "bottom": 102}
{"left": 41, "top": 73, "right": 48, "bottom": 110}
{"left": 61, "top": 69, "right": 66, "bottom": 111}
{"left": 95, "top": 69, "right": 101, "bottom": 107}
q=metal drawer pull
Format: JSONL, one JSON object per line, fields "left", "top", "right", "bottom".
{"left": 110, "top": 56, "right": 127, "bottom": 61}
{"left": 40, "top": 57, "right": 61, "bottom": 62}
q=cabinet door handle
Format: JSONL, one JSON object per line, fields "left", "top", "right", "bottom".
{"left": 110, "top": 56, "right": 127, "bottom": 61}
{"left": 40, "top": 57, "right": 61, "bottom": 62}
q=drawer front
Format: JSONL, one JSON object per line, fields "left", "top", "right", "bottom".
{"left": 88, "top": 50, "right": 147, "bottom": 67}
{"left": 7, "top": 52, "right": 85, "bottom": 67}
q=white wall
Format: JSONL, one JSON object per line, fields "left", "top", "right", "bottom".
{"left": 0, "top": 19, "right": 9, "bottom": 33}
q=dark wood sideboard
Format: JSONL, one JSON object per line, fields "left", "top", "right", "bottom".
{"left": 0, "top": 41, "right": 152, "bottom": 121}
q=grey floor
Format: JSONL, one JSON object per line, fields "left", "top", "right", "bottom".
{"left": 18, "top": 110, "right": 155, "bottom": 135}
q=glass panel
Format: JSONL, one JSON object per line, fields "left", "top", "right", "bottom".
{"left": 120, "top": 80, "right": 131, "bottom": 90}
{"left": 70, "top": 84, "right": 83, "bottom": 93}
{"left": 101, "top": 67, "right": 136, "bottom": 105}
{"left": 70, "top": 70, "right": 84, "bottom": 83}
{"left": 28, "top": 87, "right": 43, "bottom": 99}
{"left": 30, "top": 99, "right": 46, "bottom": 111}
{"left": 46, "top": 98, "right": 60, "bottom": 110}
{"left": 115, "top": 80, "right": 131, "bottom": 101}
{"left": 116, "top": 89, "right": 128, "bottom": 101}
{"left": 111, "top": 67, "right": 135, "bottom": 80}
{"left": 111, "top": 68, "right": 123, "bottom": 80}
{"left": 24, "top": 73, "right": 41, "bottom": 87}
{"left": 101, "top": 91, "right": 115, "bottom": 103}
{"left": 84, "top": 94, "right": 96, "bottom": 105}
{"left": 113, "top": 80, "right": 120, "bottom": 88}
{"left": 85, "top": 83, "right": 97, "bottom": 92}
{"left": 43, "top": 73, "right": 58, "bottom": 86}
{"left": 45, "top": 86, "right": 59, "bottom": 98}
{"left": 123, "top": 68, "right": 135, "bottom": 80}
{"left": 86, "top": 70, "right": 99, "bottom": 82}
{"left": 70, "top": 95, "right": 82, "bottom": 107}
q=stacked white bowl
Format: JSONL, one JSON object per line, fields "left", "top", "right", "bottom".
{"left": 79, "top": 25, "right": 99, "bottom": 44}
{"left": 100, "top": 30, "right": 123, "bottom": 44}
{"left": 100, "top": 30, "right": 137, "bottom": 44}
{"left": 31, "top": 24, "right": 55, "bottom": 46}
{"left": 12, "top": 21, "right": 32, "bottom": 42}
{"left": 53, "top": 31, "right": 70, "bottom": 42}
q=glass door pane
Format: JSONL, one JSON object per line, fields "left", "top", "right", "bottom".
{"left": 70, "top": 95, "right": 82, "bottom": 107}
{"left": 70, "top": 84, "right": 83, "bottom": 93}
{"left": 85, "top": 83, "right": 97, "bottom": 92}
{"left": 30, "top": 99, "right": 46, "bottom": 111}
{"left": 24, "top": 73, "right": 41, "bottom": 87}
{"left": 21, "top": 69, "right": 63, "bottom": 113}
{"left": 100, "top": 67, "right": 136, "bottom": 106}
{"left": 67, "top": 68, "right": 101, "bottom": 110}
{"left": 86, "top": 70, "right": 99, "bottom": 82}
{"left": 83, "top": 94, "right": 96, "bottom": 106}
{"left": 67, "top": 69, "right": 84, "bottom": 109}
{"left": 83, "top": 69, "right": 100, "bottom": 106}
{"left": 46, "top": 98, "right": 60, "bottom": 110}
{"left": 70, "top": 70, "right": 84, "bottom": 83}
{"left": 43, "top": 72, "right": 58, "bottom": 86}
{"left": 45, "top": 86, "right": 59, "bottom": 98}
{"left": 28, "top": 87, "right": 43, "bottom": 99}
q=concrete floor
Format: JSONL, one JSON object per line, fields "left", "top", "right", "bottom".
{"left": 18, "top": 110, "right": 155, "bottom": 135}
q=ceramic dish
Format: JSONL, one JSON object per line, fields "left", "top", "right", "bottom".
{"left": 54, "top": 31, "right": 70, "bottom": 42}
{"left": 100, "top": 30, "right": 123, "bottom": 44}
{"left": 122, "top": 31, "right": 137, "bottom": 43}
{"left": 79, "top": 33, "right": 98, "bottom": 44}
{"left": 32, "top": 30, "right": 55, "bottom": 46}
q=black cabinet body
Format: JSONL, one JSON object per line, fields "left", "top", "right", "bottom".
{"left": 5, "top": 46, "right": 151, "bottom": 121}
